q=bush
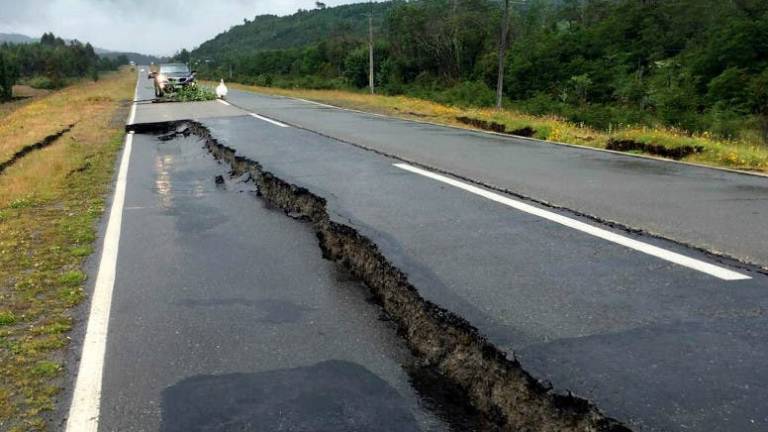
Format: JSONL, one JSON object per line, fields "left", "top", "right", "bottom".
{"left": 170, "top": 85, "right": 217, "bottom": 102}
{"left": 0, "top": 50, "right": 19, "bottom": 101}
{"left": 432, "top": 81, "right": 496, "bottom": 107}
{"left": 706, "top": 106, "right": 748, "bottom": 139}
{"left": 25, "top": 76, "right": 60, "bottom": 90}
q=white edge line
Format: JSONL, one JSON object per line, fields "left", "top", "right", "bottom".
{"left": 66, "top": 132, "right": 133, "bottom": 432}
{"left": 394, "top": 163, "right": 751, "bottom": 281}
{"left": 249, "top": 112, "right": 290, "bottom": 128}
{"left": 127, "top": 70, "right": 139, "bottom": 125}
{"left": 217, "top": 99, "right": 232, "bottom": 106}
{"left": 66, "top": 73, "right": 139, "bottom": 432}
{"left": 127, "top": 103, "right": 136, "bottom": 125}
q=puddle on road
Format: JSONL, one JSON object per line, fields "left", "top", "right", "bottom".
{"left": 161, "top": 361, "right": 495, "bottom": 432}
{"left": 161, "top": 361, "right": 422, "bottom": 432}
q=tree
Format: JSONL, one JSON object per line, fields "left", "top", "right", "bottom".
{"left": 0, "top": 50, "right": 19, "bottom": 101}
{"left": 496, "top": 0, "right": 510, "bottom": 108}
{"left": 175, "top": 49, "right": 191, "bottom": 64}
{"left": 749, "top": 68, "right": 768, "bottom": 143}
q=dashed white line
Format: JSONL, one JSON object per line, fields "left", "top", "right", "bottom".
{"left": 217, "top": 98, "right": 289, "bottom": 127}
{"left": 394, "top": 163, "right": 751, "bottom": 281}
{"left": 249, "top": 112, "right": 290, "bottom": 128}
{"left": 65, "top": 132, "right": 134, "bottom": 432}
{"left": 294, "top": 97, "right": 337, "bottom": 109}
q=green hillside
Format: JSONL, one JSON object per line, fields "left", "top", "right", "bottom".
{"left": 192, "top": 2, "right": 392, "bottom": 62}
{"left": 188, "top": 0, "right": 768, "bottom": 145}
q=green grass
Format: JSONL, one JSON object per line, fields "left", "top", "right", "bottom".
{"left": 0, "top": 312, "right": 16, "bottom": 326}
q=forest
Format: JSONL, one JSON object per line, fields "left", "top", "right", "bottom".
{"left": 0, "top": 33, "right": 128, "bottom": 101}
{"left": 187, "top": 0, "right": 768, "bottom": 143}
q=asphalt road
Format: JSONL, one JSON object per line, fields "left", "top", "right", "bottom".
{"left": 64, "top": 72, "right": 487, "bottom": 432}
{"left": 65, "top": 71, "right": 768, "bottom": 432}
{"left": 224, "top": 90, "right": 768, "bottom": 268}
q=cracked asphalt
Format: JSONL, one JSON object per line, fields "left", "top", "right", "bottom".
{"left": 68, "top": 70, "right": 768, "bottom": 431}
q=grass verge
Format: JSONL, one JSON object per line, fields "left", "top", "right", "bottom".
{"left": 0, "top": 86, "right": 52, "bottom": 123}
{"left": 222, "top": 83, "right": 768, "bottom": 173}
{"left": 0, "top": 68, "right": 134, "bottom": 431}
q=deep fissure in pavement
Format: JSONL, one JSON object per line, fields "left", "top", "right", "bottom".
{"left": 129, "top": 120, "right": 631, "bottom": 432}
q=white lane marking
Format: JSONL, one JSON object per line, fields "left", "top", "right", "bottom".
{"left": 249, "top": 112, "right": 290, "bottom": 128}
{"left": 128, "top": 103, "right": 136, "bottom": 124}
{"left": 394, "top": 163, "right": 751, "bottom": 281}
{"left": 294, "top": 97, "right": 337, "bottom": 109}
{"left": 218, "top": 96, "right": 289, "bottom": 127}
{"left": 66, "top": 133, "right": 134, "bottom": 432}
{"left": 128, "top": 70, "right": 140, "bottom": 122}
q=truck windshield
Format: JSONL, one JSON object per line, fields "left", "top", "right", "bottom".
{"left": 160, "top": 64, "right": 189, "bottom": 74}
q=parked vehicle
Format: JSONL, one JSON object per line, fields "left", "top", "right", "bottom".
{"left": 148, "top": 63, "right": 196, "bottom": 97}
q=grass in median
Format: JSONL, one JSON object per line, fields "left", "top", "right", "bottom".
{"left": 223, "top": 83, "right": 768, "bottom": 173}
{"left": 0, "top": 68, "right": 134, "bottom": 432}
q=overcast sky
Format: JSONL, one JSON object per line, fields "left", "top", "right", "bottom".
{"left": 0, "top": 0, "right": 360, "bottom": 56}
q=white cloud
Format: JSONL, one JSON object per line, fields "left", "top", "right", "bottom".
{"left": 0, "top": 0, "right": 361, "bottom": 56}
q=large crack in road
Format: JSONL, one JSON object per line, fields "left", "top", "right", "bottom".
{"left": 129, "top": 120, "right": 631, "bottom": 432}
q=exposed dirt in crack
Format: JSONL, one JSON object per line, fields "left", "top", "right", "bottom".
{"left": 606, "top": 139, "right": 704, "bottom": 160}
{"left": 0, "top": 124, "right": 76, "bottom": 175}
{"left": 128, "top": 120, "right": 631, "bottom": 432}
{"left": 456, "top": 116, "right": 537, "bottom": 138}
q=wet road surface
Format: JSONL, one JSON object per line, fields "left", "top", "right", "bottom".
{"left": 65, "top": 70, "right": 768, "bottom": 432}
{"left": 198, "top": 113, "right": 768, "bottom": 432}
{"left": 224, "top": 89, "right": 768, "bottom": 268}
{"left": 98, "top": 131, "right": 476, "bottom": 431}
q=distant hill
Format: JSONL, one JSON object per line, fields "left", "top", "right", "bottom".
{"left": 0, "top": 33, "right": 37, "bottom": 44}
{"left": 191, "top": 2, "right": 392, "bottom": 61}
{"left": 0, "top": 32, "right": 166, "bottom": 64}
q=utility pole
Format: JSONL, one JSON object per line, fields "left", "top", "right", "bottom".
{"left": 452, "top": 0, "right": 461, "bottom": 76}
{"left": 496, "top": 0, "right": 510, "bottom": 109}
{"left": 368, "top": 3, "right": 375, "bottom": 95}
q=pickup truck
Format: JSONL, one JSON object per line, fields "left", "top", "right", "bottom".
{"left": 148, "top": 63, "right": 196, "bottom": 97}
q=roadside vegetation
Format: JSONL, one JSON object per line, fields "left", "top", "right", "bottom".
{"left": 0, "top": 67, "right": 134, "bottom": 431}
{"left": 1, "top": 32, "right": 128, "bottom": 102}
{"left": 163, "top": 84, "right": 217, "bottom": 102}
{"left": 190, "top": 0, "right": 768, "bottom": 172}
